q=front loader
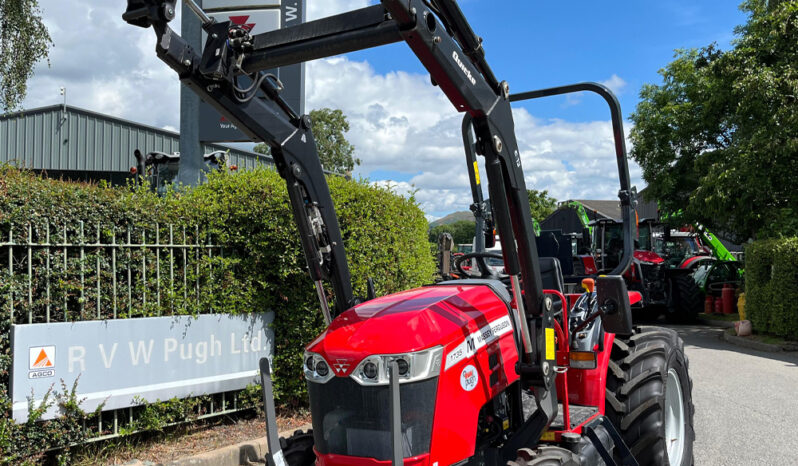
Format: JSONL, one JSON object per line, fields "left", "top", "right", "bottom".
{"left": 124, "top": 1, "right": 695, "bottom": 464}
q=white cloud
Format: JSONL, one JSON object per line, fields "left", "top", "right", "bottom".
{"left": 20, "top": 0, "right": 644, "bottom": 219}
{"left": 600, "top": 74, "right": 627, "bottom": 95}
{"left": 563, "top": 73, "right": 627, "bottom": 107}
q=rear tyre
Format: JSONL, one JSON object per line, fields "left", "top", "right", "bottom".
{"left": 605, "top": 327, "right": 695, "bottom": 466}
{"left": 279, "top": 430, "right": 316, "bottom": 466}
{"left": 667, "top": 275, "right": 701, "bottom": 323}
{"left": 507, "top": 446, "right": 580, "bottom": 465}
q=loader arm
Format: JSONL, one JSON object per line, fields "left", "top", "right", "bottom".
{"left": 124, "top": 0, "right": 558, "bottom": 440}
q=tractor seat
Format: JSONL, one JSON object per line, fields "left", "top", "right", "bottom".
{"left": 539, "top": 257, "right": 565, "bottom": 294}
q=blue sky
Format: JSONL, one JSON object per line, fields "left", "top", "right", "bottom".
{"left": 22, "top": 0, "right": 749, "bottom": 220}
{"left": 350, "top": 1, "right": 746, "bottom": 122}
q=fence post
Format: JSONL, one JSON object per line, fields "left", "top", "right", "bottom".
{"left": 112, "top": 228, "right": 117, "bottom": 319}
{"left": 8, "top": 227, "right": 13, "bottom": 322}
{"left": 63, "top": 224, "right": 68, "bottom": 321}
{"left": 169, "top": 224, "right": 175, "bottom": 315}
{"left": 127, "top": 227, "right": 132, "bottom": 316}
{"left": 96, "top": 223, "right": 101, "bottom": 319}
{"left": 141, "top": 230, "right": 147, "bottom": 314}
{"left": 27, "top": 224, "right": 33, "bottom": 324}
{"left": 156, "top": 224, "right": 161, "bottom": 315}
{"left": 46, "top": 220, "right": 51, "bottom": 323}
{"left": 80, "top": 220, "right": 85, "bottom": 318}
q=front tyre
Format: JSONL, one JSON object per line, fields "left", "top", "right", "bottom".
{"left": 605, "top": 327, "right": 695, "bottom": 466}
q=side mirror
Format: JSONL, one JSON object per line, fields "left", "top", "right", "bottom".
{"left": 596, "top": 275, "right": 634, "bottom": 336}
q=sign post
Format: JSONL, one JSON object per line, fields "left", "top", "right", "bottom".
{"left": 178, "top": 0, "right": 306, "bottom": 182}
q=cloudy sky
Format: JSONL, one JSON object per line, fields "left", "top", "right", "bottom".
{"left": 21, "top": 1, "right": 746, "bottom": 220}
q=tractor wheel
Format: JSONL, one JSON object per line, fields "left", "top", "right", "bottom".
{"left": 279, "top": 430, "right": 316, "bottom": 466}
{"left": 667, "top": 275, "right": 702, "bottom": 323}
{"left": 605, "top": 327, "right": 695, "bottom": 466}
{"left": 507, "top": 446, "right": 580, "bottom": 465}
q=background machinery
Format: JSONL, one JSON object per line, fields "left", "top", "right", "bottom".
{"left": 124, "top": 1, "right": 695, "bottom": 464}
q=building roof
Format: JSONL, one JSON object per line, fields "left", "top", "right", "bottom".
{"left": 1, "top": 104, "right": 273, "bottom": 174}
{"left": 570, "top": 199, "right": 622, "bottom": 220}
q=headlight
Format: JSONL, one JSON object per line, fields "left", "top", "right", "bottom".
{"left": 351, "top": 346, "right": 443, "bottom": 386}
{"left": 303, "top": 351, "right": 335, "bottom": 383}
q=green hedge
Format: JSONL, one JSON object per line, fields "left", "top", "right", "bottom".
{"left": 744, "top": 238, "right": 798, "bottom": 340}
{"left": 0, "top": 165, "right": 435, "bottom": 461}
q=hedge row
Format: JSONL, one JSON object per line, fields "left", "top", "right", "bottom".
{"left": 0, "top": 165, "right": 435, "bottom": 461}
{"left": 744, "top": 238, "right": 798, "bottom": 340}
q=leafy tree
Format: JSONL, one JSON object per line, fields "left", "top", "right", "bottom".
{"left": 630, "top": 0, "right": 798, "bottom": 240}
{"left": 255, "top": 108, "right": 360, "bottom": 174}
{"left": 0, "top": 0, "right": 52, "bottom": 111}
{"left": 527, "top": 189, "right": 557, "bottom": 221}
{"left": 429, "top": 220, "right": 476, "bottom": 245}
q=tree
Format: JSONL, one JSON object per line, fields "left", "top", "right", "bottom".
{"left": 527, "top": 189, "right": 557, "bottom": 221}
{"left": 255, "top": 108, "right": 361, "bottom": 174}
{"left": 0, "top": 0, "right": 52, "bottom": 111}
{"left": 428, "top": 220, "right": 476, "bottom": 245}
{"left": 630, "top": 0, "right": 798, "bottom": 239}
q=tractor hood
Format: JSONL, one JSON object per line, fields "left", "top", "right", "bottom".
{"left": 306, "top": 284, "right": 511, "bottom": 377}
{"left": 634, "top": 249, "right": 665, "bottom": 264}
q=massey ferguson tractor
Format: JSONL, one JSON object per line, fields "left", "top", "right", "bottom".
{"left": 591, "top": 218, "right": 703, "bottom": 322}
{"left": 124, "top": 1, "right": 695, "bottom": 464}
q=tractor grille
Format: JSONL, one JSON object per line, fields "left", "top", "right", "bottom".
{"left": 639, "top": 263, "right": 662, "bottom": 282}
{"left": 307, "top": 376, "right": 438, "bottom": 460}
{"left": 640, "top": 263, "right": 666, "bottom": 301}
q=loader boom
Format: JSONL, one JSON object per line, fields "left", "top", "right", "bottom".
{"left": 124, "top": 0, "right": 561, "bottom": 429}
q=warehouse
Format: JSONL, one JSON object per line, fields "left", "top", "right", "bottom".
{"left": 0, "top": 104, "right": 273, "bottom": 185}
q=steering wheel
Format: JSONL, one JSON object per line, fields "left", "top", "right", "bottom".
{"left": 453, "top": 252, "right": 504, "bottom": 279}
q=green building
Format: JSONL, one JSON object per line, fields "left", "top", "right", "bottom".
{"left": 0, "top": 104, "right": 273, "bottom": 184}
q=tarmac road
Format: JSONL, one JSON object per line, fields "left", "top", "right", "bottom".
{"left": 668, "top": 324, "right": 798, "bottom": 466}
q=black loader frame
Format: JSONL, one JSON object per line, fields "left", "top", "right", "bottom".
{"left": 123, "top": 1, "right": 639, "bottom": 464}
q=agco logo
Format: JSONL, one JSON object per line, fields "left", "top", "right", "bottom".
{"left": 333, "top": 359, "right": 350, "bottom": 374}
{"left": 452, "top": 51, "right": 477, "bottom": 85}
{"left": 28, "top": 346, "right": 56, "bottom": 379}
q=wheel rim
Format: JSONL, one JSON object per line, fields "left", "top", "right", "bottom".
{"left": 665, "top": 368, "right": 686, "bottom": 466}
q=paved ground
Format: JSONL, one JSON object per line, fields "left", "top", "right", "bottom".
{"left": 668, "top": 324, "right": 798, "bottom": 466}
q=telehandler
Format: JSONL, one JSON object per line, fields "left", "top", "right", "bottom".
{"left": 124, "top": 1, "right": 694, "bottom": 464}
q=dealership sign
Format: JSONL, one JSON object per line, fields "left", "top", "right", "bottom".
{"left": 11, "top": 313, "right": 274, "bottom": 422}
{"left": 197, "top": 0, "right": 306, "bottom": 142}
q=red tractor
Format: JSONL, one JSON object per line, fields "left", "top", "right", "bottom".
{"left": 125, "top": 1, "right": 694, "bottom": 464}
{"left": 591, "top": 218, "right": 703, "bottom": 322}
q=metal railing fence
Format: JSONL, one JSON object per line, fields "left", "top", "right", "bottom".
{"left": 1, "top": 220, "right": 254, "bottom": 441}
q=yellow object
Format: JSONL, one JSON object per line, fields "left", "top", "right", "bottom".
{"left": 738, "top": 292, "right": 746, "bottom": 321}
{"left": 541, "top": 431, "right": 556, "bottom": 442}
{"left": 581, "top": 278, "right": 595, "bottom": 293}
{"left": 502, "top": 419, "right": 510, "bottom": 430}
{"left": 545, "top": 327, "right": 555, "bottom": 360}
{"left": 473, "top": 161, "right": 480, "bottom": 185}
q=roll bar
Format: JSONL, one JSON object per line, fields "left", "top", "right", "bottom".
{"left": 509, "top": 83, "right": 636, "bottom": 276}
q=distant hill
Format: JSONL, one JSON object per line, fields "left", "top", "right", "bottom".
{"left": 429, "top": 211, "right": 473, "bottom": 228}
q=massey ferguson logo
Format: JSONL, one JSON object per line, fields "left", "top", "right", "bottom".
{"left": 452, "top": 51, "right": 477, "bottom": 85}
{"left": 228, "top": 15, "right": 255, "bottom": 32}
{"left": 333, "top": 359, "right": 350, "bottom": 374}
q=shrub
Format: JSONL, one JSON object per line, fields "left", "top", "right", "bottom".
{"left": 744, "top": 238, "right": 798, "bottom": 340}
{"left": 0, "top": 165, "right": 435, "bottom": 460}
